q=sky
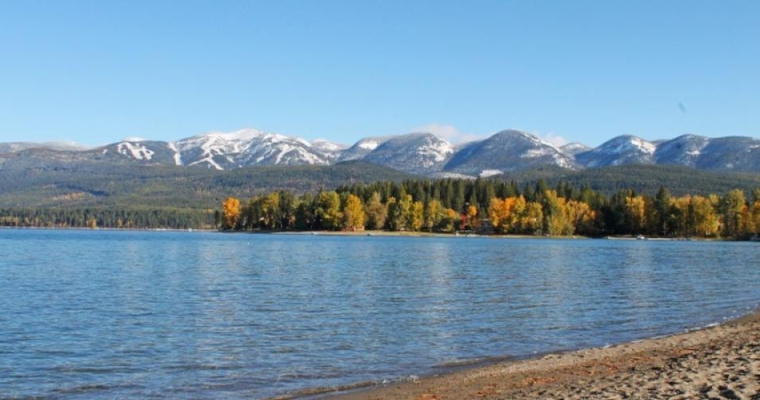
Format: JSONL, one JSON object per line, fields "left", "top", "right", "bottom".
{"left": 1, "top": 1, "right": 758, "bottom": 147}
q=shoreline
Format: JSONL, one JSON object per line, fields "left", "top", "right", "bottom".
{"left": 279, "top": 310, "right": 760, "bottom": 400}
{"left": 3, "top": 226, "right": 747, "bottom": 242}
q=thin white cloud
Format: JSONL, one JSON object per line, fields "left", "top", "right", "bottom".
{"left": 123, "top": 136, "right": 147, "bottom": 142}
{"left": 409, "top": 123, "right": 486, "bottom": 144}
{"left": 535, "top": 132, "right": 570, "bottom": 147}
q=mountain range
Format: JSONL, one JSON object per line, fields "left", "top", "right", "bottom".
{"left": 2, "top": 128, "right": 759, "bottom": 176}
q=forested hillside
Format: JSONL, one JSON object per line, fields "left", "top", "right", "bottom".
{"left": 0, "top": 160, "right": 412, "bottom": 209}
{"left": 0, "top": 161, "right": 411, "bottom": 229}
{"left": 494, "top": 165, "right": 760, "bottom": 197}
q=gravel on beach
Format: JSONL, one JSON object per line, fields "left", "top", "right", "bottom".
{"left": 327, "top": 311, "right": 760, "bottom": 400}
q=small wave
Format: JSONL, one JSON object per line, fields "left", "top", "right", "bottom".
{"left": 54, "top": 382, "right": 144, "bottom": 395}
{"left": 273, "top": 346, "right": 298, "bottom": 354}
{"left": 433, "top": 355, "right": 512, "bottom": 369}
{"left": 267, "top": 379, "right": 379, "bottom": 400}
{"left": 162, "top": 363, "right": 242, "bottom": 372}
{"left": 32, "top": 349, "right": 79, "bottom": 357}
{"left": 51, "top": 366, "right": 140, "bottom": 374}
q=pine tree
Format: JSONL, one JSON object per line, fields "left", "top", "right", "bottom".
{"left": 654, "top": 186, "right": 672, "bottom": 236}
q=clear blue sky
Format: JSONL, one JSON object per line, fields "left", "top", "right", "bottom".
{"left": 1, "top": 1, "right": 758, "bottom": 147}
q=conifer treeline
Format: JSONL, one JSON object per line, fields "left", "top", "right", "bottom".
{"left": 222, "top": 179, "right": 760, "bottom": 239}
{"left": 0, "top": 208, "right": 215, "bottom": 230}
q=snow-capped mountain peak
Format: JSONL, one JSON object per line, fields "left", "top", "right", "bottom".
{"left": 169, "top": 128, "right": 330, "bottom": 170}
{"left": 339, "top": 136, "right": 394, "bottom": 161}
{"left": 117, "top": 142, "right": 154, "bottom": 161}
{"left": 361, "top": 133, "right": 454, "bottom": 174}
{"left": 576, "top": 135, "right": 656, "bottom": 167}
{"left": 311, "top": 139, "right": 348, "bottom": 153}
{"left": 561, "top": 142, "right": 592, "bottom": 155}
{"left": 444, "top": 129, "right": 580, "bottom": 175}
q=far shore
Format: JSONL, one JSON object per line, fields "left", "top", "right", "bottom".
{"left": 266, "top": 230, "right": 736, "bottom": 242}
{"left": 3, "top": 226, "right": 748, "bottom": 241}
{"left": 297, "top": 310, "right": 760, "bottom": 400}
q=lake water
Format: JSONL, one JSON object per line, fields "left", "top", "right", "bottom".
{"left": 1, "top": 230, "right": 759, "bottom": 399}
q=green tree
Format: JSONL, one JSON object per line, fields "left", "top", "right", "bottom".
{"left": 654, "top": 186, "right": 672, "bottom": 236}
{"left": 423, "top": 199, "right": 444, "bottom": 232}
{"left": 721, "top": 189, "right": 747, "bottom": 238}
{"left": 365, "top": 191, "right": 388, "bottom": 230}
{"left": 317, "top": 191, "right": 342, "bottom": 230}
{"left": 386, "top": 196, "right": 403, "bottom": 231}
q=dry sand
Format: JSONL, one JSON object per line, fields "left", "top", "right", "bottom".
{"left": 324, "top": 311, "right": 760, "bottom": 400}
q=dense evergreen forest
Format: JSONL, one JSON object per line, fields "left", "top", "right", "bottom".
{"left": 0, "top": 207, "right": 216, "bottom": 230}
{"left": 220, "top": 179, "right": 760, "bottom": 239}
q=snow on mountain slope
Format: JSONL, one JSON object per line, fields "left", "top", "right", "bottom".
{"left": 444, "top": 130, "right": 579, "bottom": 175}
{"left": 361, "top": 133, "right": 454, "bottom": 174}
{"left": 338, "top": 136, "right": 394, "bottom": 161}
{"left": 167, "top": 142, "right": 183, "bottom": 166}
{"left": 694, "top": 136, "right": 760, "bottom": 171}
{"left": 575, "top": 135, "right": 656, "bottom": 167}
{"left": 117, "top": 142, "right": 154, "bottom": 161}
{"left": 94, "top": 141, "right": 177, "bottom": 165}
{"left": 311, "top": 139, "right": 348, "bottom": 161}
{"left": 654, "top": 134, "right": 710, "bottom": 167}
{"left": 561, "top": 142, "right": 592, "bottom": 156}
{"left": 173, "top": 128, "right": 331, "bottom": 170}
{"left": 311, "top": 139, "right": 348, "bottom": 153}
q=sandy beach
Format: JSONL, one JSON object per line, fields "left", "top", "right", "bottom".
{"left": 324, "top": 311, "right": 760, "bottom": 400}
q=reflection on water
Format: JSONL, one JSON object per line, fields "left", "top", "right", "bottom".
{"left": 0, "top": 230, "right": 759, "bottom": 399}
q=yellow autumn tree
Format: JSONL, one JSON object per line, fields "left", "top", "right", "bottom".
{"left": 624, "top": 195, "right": 647, "bottom": 233}
{"left": 409, "top": 200, "right": 424, "bottom": 231}
{"left": 567, "top": 200, "right": 596, "bottom": 236}
{"left": 519, "top": 201, "right": 543, "bottom": 234}
{"left": 342, "top": 194, "right": 366, "bottom": 231}
{"left": 488, "top": 196, "right": 527, "bottom": 234}
{"left": 261, "top": 191, "right": 281, "bottom": 229}
{"left": 691, "top": 195, "right": 720, "bottom": 237}
{"left": 466, "top": 204, "right": 479, "bottom": 231}
{"left": 222, "top": 196, "right": 241, "bottom": 230}
{"left": 424, "top": 199, "right": 444, "bottom": 231}
{"left": 488, "top": 198, "right": 506, "bottom": 233}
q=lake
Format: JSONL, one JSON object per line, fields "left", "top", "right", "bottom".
{"left": 1, "top": 229, "right": 758, "bottom": 399}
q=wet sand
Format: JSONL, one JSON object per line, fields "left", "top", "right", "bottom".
{"left": 325, "top": 311, "right": 760, "bottom": 400}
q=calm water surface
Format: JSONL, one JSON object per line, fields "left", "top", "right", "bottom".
{"left": 1, "top": 230, "right": 759, "bottom": 398}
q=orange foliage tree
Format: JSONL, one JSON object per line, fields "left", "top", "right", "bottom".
{"left": 222, "top": 197, "right": 241, "bottom": 230}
